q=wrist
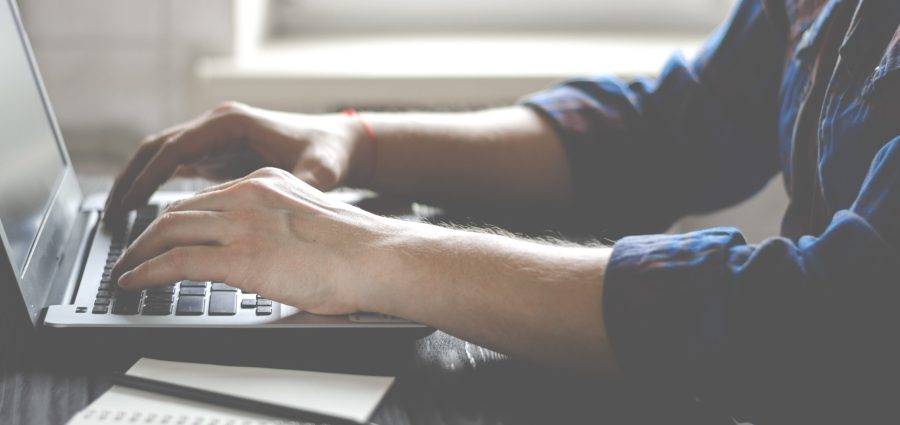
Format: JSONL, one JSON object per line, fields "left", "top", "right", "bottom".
{"left": 340, "top": 110, "right": 377, "bottom": 187}
{"left": 354, "top": 219, "right": 447, "bottom": 316}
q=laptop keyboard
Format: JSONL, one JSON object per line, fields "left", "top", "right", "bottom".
{"left": 91, "top": 205, "right": 274, "bottom": 317}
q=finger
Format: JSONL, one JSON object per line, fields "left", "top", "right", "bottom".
{"left": 117, "top": 245, "right": 233, "bottom": 290}
{"left": 111, "top": 210, "right": 228, "bottom": 281}
{"left": 165, "top": 167, "right": 287, "bottom": 212}
{"left": 103, "top": 128, "right": 186, "bottom": 225}
{"left": 173, "top": 164, "right": 198, "bottom": 177}
{"left": 294, "top": 170, "right": 322, "bottom": 190}
{"left": 293, "top": 154, "right": 340, "bottom": 191}
{"left": 120, "top": 112, "right": 249, "bottom": 212}
{"left": 189, "top": 146, "right": 269, "bottom": 181}
{"left": 162, "top": 182, "right": 249, "bottom": 215}
{"left": 105, "top": 123, "right": 192, "bottom": 205}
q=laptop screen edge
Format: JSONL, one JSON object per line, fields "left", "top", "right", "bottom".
{"left": 0, "top": 0, "right": 85, "bottom": 327}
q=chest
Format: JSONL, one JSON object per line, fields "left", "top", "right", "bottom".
{"left": 776, "top": 0, "right": 899, "bottom": 212}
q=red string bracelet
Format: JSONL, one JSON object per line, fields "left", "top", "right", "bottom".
{"left": 341, "top": 108, "right": 377, "bottom": 183}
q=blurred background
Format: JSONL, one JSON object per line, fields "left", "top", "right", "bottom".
{"left": 17, "top": 0, "right": 788, "bottom": 242}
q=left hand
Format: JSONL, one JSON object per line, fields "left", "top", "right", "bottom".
{"left": 110, "top": 167, "right": 401, "bottom": 315}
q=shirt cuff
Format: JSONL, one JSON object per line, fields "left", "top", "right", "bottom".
{"left": 602, "top": 228, "right": 746, "bottom": 391}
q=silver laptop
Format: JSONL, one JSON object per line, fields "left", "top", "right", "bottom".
{"left": 0, "top": 0, "right": 423, "bottom": 331}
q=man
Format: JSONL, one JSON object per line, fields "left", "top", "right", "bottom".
{"left": 108, "top": 0, "right": 898, "bottom": 422}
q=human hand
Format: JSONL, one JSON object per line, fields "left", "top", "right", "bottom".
{"left": 110, "top": 167, "right": 399, "bottom": 315}
{"left": 103, "top": 102, "right": 371, "bottom": 225}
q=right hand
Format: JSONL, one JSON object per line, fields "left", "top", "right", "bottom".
{"left": 103, "top": 101, "right": 371, "bottom": 224}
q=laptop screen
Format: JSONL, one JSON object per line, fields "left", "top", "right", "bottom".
{"left": 0, "top": 2, "right": 66, "bottom": 274}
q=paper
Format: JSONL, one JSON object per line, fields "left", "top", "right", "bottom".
{"left": 67, "top": 358, "right": 395, "bottom": 425}
{"left": 68, "top": 385, "right": 293, "bottom": 425}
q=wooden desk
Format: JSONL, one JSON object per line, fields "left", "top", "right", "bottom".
{"left": 1, "top": 316, "right": 712, "bottom": 425}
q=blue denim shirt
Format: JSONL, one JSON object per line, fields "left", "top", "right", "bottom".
{"left": 525, "top": 0, "right": 899, "bottom": 421}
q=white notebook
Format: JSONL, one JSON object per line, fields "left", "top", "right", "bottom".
{"left": 67, "top": 358, "right": 395, "bottom": 425}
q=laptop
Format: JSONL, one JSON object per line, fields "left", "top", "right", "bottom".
{"left": 0, "top": 0, "right": 424, "bottom": 331}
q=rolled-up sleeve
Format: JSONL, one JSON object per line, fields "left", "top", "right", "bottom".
{"left": 522, "top": 0, "right": 784, "bottom": 238}
{"left": 604, "top": 137, "right": 900, "bottom": 422}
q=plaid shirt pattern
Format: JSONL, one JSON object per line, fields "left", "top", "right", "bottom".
{"left": 524, "top": 0, "right": 899, "bottom": 422}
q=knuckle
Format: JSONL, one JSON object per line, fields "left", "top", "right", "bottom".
{"left": 220, "top": 184, "right": 247, "bottom": 201}
{"left": 253, "top": 166, "right": 282, "bottom": 177}
{"left": 161, "top": 134, "right": 180, "bottom": 147}
{"left": 164, "top": 198, "right": 184, "bottom": 212}
{"left": 139, "top": 135, "right": 157, "bottom": 147}
{"left": 236, "top": 178, "right": 270, "bottom": 195}
{"left": 159, "top": 138, "right": 181, "bottom": 156}
{"left": 213, "top": 101, "right": 246, "bottom": 114}
{"left": 154, "top": 211, "right": 180, "bottom": 231}
{"left": 211, "top": 103, "right": 251, "bottom": 126}
{"left": 136, "top": 135, "right": 164, "bottom": 153}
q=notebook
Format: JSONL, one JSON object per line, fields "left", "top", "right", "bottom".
{"left": 67, "top": 358, "right": 395, "bottom": 424}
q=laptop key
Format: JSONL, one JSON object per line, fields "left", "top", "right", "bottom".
{"left": 145, "top": 294, "right": 175, "bottom": 303}
{"left": 112, "top": 299, "right": 140, "bottom": 315}
{"left": 142, "top": 304, "right": 172, "bottom": 316}
{"left": 114, "top": 291, "right": 142, "bottom": 301}
{"left": 256, "top": 299, "right": 272, "bottom": 306}
{"left": 148, "top": 286, "right": 176, "bottom": 295}
{"left": 209, "top": 292, "right": 237, "bottom": 315}
{"left": 211, "top": 282, "right": 238, "bottom": 292}
{"left": 180, "top": 280, "right": 208, "bottom": 288}
{"left": 92, "top": 305, "right": 108, "bottom": 314}
{"left": 179, "top": 287, "right": 206, "bottom": 296}
{"left": 256, "top": 306, "right": 272, "bottom": 316}
{"left": 176, "top": 296, "right": 205, "bottom": 315}
{"left": 93, "top": 298, "right": 110, "bottom": 306}
{"left": 240, "top": 299, "right": 257, "bottom": 309}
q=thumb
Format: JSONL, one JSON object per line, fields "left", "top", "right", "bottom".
{"left": 294, "top": 164, "right": 342, "bottom": 191}
{"left": 294, "top": 169, "right": 323, "bottom": 190}
{"left": 293, "top": 152, "right": 343, "bottom": 191}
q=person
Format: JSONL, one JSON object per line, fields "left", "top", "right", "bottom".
{"left": 108, "top": 0, "right": 898, "bottom": 422}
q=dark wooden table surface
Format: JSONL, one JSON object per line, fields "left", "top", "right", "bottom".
{"left": 0, "top": 178, "right": 713, "bottom": 425}
{"left": 0, "top": 319, "right": 714, "bottom": 425}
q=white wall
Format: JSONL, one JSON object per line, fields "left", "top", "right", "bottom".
{"left": 19, "top": 0, "right": 233, "bottom": 172}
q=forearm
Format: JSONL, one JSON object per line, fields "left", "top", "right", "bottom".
{"left": 348, "top": 107, "right": 574, "bottom": 207}
{"left": 366, "top": 221, "right": 618, "bottom": 375}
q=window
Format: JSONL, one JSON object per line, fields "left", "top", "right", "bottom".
{"left": 208, "top": 0, "right": 739, "bottom": 115}
{"left": 264, "top": 0, "right": 737, "bottom": 39}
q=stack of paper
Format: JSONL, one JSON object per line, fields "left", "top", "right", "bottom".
{"left": 68, "top": 358, "right": 395, "bottom": 425}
